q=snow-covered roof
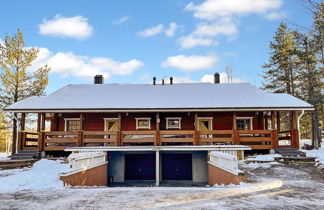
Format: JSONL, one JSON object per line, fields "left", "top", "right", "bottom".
{"left": 5, "top": 83, "right": 313, "bottom": 112}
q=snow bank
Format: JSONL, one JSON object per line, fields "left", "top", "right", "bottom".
{"left": 0, "top": 153, "right": 9, "bottom": 160}
{"left": 246, "top": 154, "right": 281, "bottom": 162}
{"left": 212, "top": 182, "right": 250, "bottom": 188}
{"left": 0, "top": 159, "right": 69, "bottom": 193}
{"left": 302, "top": 147, "right": 324, "bottom": 167}
{"left": 243, "top": 162, "right": 281, "bottom": 169}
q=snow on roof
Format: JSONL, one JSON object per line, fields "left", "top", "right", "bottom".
{"left": 5, "top": 82, "right": 313, "bottom": 111}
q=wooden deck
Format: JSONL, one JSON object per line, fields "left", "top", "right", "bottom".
{"left": 18, "top": 129, "right": 298, "bottom": 151}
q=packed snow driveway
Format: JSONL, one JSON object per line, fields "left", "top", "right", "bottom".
{"left": 0, "top": 160, "right": 323, "bottom": 209}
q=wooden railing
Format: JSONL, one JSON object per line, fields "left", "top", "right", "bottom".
{"left": 19, "top": 129, "right": 298, "bottom": 151}
{"left": 199, "top": 130, "right": 233, "bottom": 145}
{"left": 160, "top": 130, "right": 195, "bottom": 145}
{"left": 83, "top": 131, "right": 118, "bottom": 146}
{"left": 42, "top": 131, "right": 79, "bottom": 151}
{"left": 121, "top": 130, "right": 156, "bottom": 145}
{"left": 278, "top": 130, "right": 292, "bottom": 147}
{"left": 18, "top": 131, "right": 38, "bottom": 150}
{"left": 237, "top": 130, "right": 273, "bottom": 149}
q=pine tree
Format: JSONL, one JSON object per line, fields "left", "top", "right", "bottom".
{"left": 262, "top": 23, "right": 300, "bottom": 96}
{"left": 0, "top": 29, "right": 50, "bottom": 154}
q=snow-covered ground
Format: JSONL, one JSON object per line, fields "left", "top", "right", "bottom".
{"left": 303, "top": 147, "right": 324, "bottom": 168}
{"left": 0, "top": 159, "right": 69, "bottom": 192}
{"left": 0, "top": 152, "right": 9, "bottom": 160}
{"left": 0, "top": 153, "right": 324, "bottom": 209}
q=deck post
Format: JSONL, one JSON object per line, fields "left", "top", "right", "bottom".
{"left": 38, "top": 132, "right": 44, "bottom": 151}
{"left": 155, "top": 150, "right": 160, "bottom": 186}
{"left": 80, "top": 113, "right": 84, "bottom": 131}
{"left": 20, "top": 113, "right": 26, "bottom": 131}
{"left": 155, "top": 113, "right": 161, "bottom": 146}
{"left": 37, "top": 113, "right": 41, "bottom": 132}
{"left": 41, "top": 113, "right": 46, "bottom": 131}
{"left": 259, "top": 112, "right": 264, "bottom": 130}
{"left": 291, "top": 111, "right": 298, "bottom": 148}
{"left": 272, "top": 130, "right": 279, "bottom": 149}
{"left": 276, "top": 111, "right": 280, "bottom": 131}
{"left": 264, "top": 113, "right": 268, "bottom": 130}
{"left": 117, "top": 113, "right": 122, "bottom": 146}
{"left": 194, "top": 113, "right": 200, "bottom": 145}
{"left": 77, "top": 131, "right": 83, "bottom": 146}
{"left": 271, "top": 111, "right": 275, "bottom": 130}
{"left": 232, "top": 112, "right": 239, "bottom": 145}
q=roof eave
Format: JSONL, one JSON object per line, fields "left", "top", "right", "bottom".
{"left": 3, "top": 106, "right": 315, "bottom": 113}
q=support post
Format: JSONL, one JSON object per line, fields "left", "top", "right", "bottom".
{"left": 117, "top": 113, "right": 122, "bottom": 146}
{"left": 271, "top": 111, "right": 275, "bottom": 130}
{"left": 259, "top": 112, "right": 264, "bottom": 130}
{"left": 80, "top": 113, "right": 84, "bottom": 131}
{"left": 291, "top": 111, "right": 298, "bottom": 148}
{"left": 232, "top": 112, "right": 237, "bottom": 130}
{"left": 155, "top": 113, "right": 160, "bottom": 146}
{"left": 264, "top": 113, "right": 268, "bottom": 130}
{"left": 77, "top": 131, "right": 83, "bottom": 147}
{"left": 276, "top": 111, "right": 280, "bottom": 131}
{"left": 38, "top": 131, "right": 44, "bottom": 151}
{"left": 272, "top": 130, "right": 279, "bottom": 149}
{"left": 41, "top": 113, "right": 46, "bottom": 131}
{"left": 20, "top": 113, "right": 26, "bottom": 131}
{"left": 232, "top": 112, "right": 239, "bottom": 145}
{"left": 37, "top": 113, "right": 41, "bottom": 132}
{"left": 194, "top": 113, "right": 200, "bottom": 145}
{"left": 155, "top": 150, "right": 160, "bottom": 186}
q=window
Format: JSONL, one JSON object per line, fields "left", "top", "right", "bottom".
{"left": 135, "top": 118, "right": 151, "bottom": 129}
{"left": 166, "top": 117, "right": 181, "bottom": 129}
{"left": 64, "top": 118, "right": 81, "bottom": 131}
{"left": 104, "top": 118, "right": 119, "bottom": 131}
{"left": 236, "top": 117, "right": 253, "bottom": 130}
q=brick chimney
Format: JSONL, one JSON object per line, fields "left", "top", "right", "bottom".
{"left": 94, "top": 75, "right": 104, "bottom": 84}
{"left": 170, "top": 77, "right": 173, "bottom": 85}
{"left": 214, "top": 73, "right": 220, "bottom": 84}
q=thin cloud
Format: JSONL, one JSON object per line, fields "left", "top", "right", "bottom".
{"left": 165, "top": 22, "right": 179, "bottom": 37}
{"left": 177, "top": 36, "right": 217, "bottom": 49}
{"left": 113, "top": 16, "right": 130, "bottom": 25}
{"left": 39, "top": 14, "right": 93, "bottom": 40}
{"left": 137, "top": 24, "right": 164, "bottom": 37}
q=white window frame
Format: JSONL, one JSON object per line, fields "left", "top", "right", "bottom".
{"left": 197, "top": 117, "right": 213, "bottom": 130}
{"left": 236, "top": 117, "right": 253, "bottom": 130}
{"left": 64, "top": 118, "right": 81, "bottom": 131}
{"left": 103, "top": 118, "right": 119, "bottom": 131}
{"left": 166, "top": 117, "right": 182, "bottom": 129}
{"left": 135, "top": 118, "right": 151, "bottom": 130}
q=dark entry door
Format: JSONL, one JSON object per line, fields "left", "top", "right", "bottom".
{"left": 162, "top": 154, "right": 192, "bottom": 180}
{"left": 125, "top": 154, "right": 155, "bottom": 180}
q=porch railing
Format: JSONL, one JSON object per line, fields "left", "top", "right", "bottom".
{"left": 18, "top": 131, "right": 38, "bottom": 150}
{"left": 18, "top": 129, "right": 297, "bottom": 151}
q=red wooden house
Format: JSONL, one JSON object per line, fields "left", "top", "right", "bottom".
{"left": 4, "top": 74, "right": 313, "bottom": 186}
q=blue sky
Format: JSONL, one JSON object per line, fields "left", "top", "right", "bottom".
{"left": 0, "top": 0, "right": 314, "bottom": 93}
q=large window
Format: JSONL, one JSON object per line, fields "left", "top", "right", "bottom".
{"left": 236, "top": 117, "right": 253, "bottom": 130}
{"left": 166, "top": 117, "right": 181, "bottom": 129}
{"left": 64, "top": 118, "right": 81, "bottom": 131}
{"left": 135, "top": 118, "right": 151, "bottom": 129}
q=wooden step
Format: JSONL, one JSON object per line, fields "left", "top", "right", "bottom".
{"left": 274, "top": 156, "right": 316, "bottom": 164}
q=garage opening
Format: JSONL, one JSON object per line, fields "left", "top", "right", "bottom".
{"left": 162, "top": 154, "right": 192, "bottom": 180}
{"left": 125, "top": 154, "right": 155, "bottom": 180}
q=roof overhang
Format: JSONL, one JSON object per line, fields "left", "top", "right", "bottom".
{"left": 3, "top": 107, "right": 315, "bottom": 113}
